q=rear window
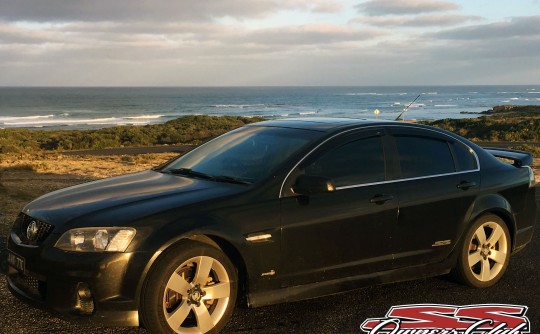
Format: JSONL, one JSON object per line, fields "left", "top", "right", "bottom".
{"left": 395, "top": 135, "right": 455, "bottom": 178}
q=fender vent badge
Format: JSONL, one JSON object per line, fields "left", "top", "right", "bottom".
{"left": 432, "top": 240, "right": 451, "bottom": 247}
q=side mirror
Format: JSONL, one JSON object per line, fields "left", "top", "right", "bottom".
{"left": 292, "top": 175, "right": 335, "bottom": 195}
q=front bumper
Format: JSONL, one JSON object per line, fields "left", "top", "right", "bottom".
{"left": 6, "top": 232, "right": 141, "bottom": 327}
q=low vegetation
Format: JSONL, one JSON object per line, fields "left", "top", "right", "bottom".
{"left": 423, "top": 105, "right": 540, "bottom": 143}
{"left": 0, "top": 115, "right": 263, "bottom": 154}
{"left": 0, "top": 106, "right": 539, "bottom": 161}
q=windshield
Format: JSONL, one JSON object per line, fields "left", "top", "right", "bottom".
{"left": 163, "top": 126, "right": 321, "bottom": 184}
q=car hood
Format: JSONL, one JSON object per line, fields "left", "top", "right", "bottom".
{"left": 23, "top": 170, "right": 239, "bottom": 227}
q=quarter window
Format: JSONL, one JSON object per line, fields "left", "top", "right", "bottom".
{"left": 395, "top": 135, "right": 455, "bottom": 178}
{"left": 304, "top": 136, "right": 385, "bottom": 187}
{"left": 451, "top": 141, "right": 477, "bottom": 171}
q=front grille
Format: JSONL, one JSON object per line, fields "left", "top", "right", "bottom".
{"left": 14, "top": 213, "right": 54, "bottom": 246}
{"left": 9, "top": 272, "right": 46, "bottom": 300}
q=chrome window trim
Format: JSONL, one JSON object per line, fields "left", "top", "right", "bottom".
{"left": 279, "top": 124, "right": 481, "bottom": 198}
{"left": 335, "top": 169, "right": 479, "bottom": 191}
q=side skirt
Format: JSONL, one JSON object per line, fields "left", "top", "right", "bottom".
{"left": 247, "top": 261, "right": 453, "bottom": 308}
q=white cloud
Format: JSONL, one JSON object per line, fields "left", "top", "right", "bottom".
{"left": 432, "top": 15, "right": 540, "bottom": 39}
{"left": 0, "top": 0, "right": 344, "bottom": 22}
{"left": 352, "top": 14, "right": 482, "bottom": 27}
{"left": 357, "top": 0, "right": 459, "bottom": 16}
{"left": 0, "top": 1, "right": 539, "bottom": 86}
{"left": 237, "top": 24, "right": 387, "bottom": 46}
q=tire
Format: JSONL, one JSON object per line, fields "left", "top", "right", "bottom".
{"left": 141, "top": 241, "right": 238, "bottom": 334}
{"left": 453, "top": 214, "right": 511, "bottom": 288}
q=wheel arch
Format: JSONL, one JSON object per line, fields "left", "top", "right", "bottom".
{"left": 482, "top": 209, "right": 515, "bottom": 249}
{"left": 192, "top": 234, "right": 250, "bottom": 306}
{"left": 135, "top": 233, "right": 250, "bottom": 316}
{"left": 466, "top": 194, "right": 517, "bottom": 251}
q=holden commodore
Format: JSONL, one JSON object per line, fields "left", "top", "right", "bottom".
{"left": 6, "top": 118, "right": 537, "bottom": 333}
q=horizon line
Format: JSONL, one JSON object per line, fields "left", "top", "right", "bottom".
{"left": 1, "top": 84, "right": 540, "bottom": 89}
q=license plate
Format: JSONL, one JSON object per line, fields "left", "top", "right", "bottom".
{"left": 7, "top": 251, "right": 25, "bottom": 273}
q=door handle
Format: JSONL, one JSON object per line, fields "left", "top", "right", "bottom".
{"left": 370, "top": 194, "right": 394, "bottom": 205}
{"left": 457, "top": 181, "right": 477, "bottom": 190}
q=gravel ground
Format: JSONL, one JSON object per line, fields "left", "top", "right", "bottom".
{"left": 0, "top": 186, "right": 538, "bottom": 334}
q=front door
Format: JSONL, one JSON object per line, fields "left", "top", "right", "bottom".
{"left": 279, "top": 129, "right": 398, "bottom": 286}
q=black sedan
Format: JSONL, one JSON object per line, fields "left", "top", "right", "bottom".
{"left": 6, "top": 118, "right": 537, "bottom": 334}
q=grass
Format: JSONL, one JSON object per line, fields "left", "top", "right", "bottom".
{"left": 0, "top": 152, "right": 178, "bottom": 179}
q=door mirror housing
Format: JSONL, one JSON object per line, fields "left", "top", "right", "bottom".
{"left": 292, "top": 175, "right": 335, "bottom": 195}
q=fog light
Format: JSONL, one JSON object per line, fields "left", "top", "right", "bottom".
{"left": 74, "top": 282, "right": 95, "bottom": 315}
{"left": 77, "top": 284, "right": 92, "bottom": 299}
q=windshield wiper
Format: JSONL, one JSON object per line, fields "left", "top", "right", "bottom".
{"left": 168, "top": 168, "right": 252, "bottom": 185}
{"left": 213, "top": 175, "right": 253, "bottom": 185}
{"left": 168, "top": 168, "right": 215, "bottom": 181}
{"left": 166, "top": 168, "right": 252, "bottom": 184}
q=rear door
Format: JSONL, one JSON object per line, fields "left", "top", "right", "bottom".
{"left": 279, "top": 128, "right": 398, "bottom": 286}
{"left": 388, "top": 127, "right": 480, "bottom": 268}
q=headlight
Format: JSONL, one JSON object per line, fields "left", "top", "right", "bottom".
{"left": 55, "top": 227, "right": 136, "bottom": 252}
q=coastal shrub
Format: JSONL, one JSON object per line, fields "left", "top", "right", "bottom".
{"left": 1, "top": 114, "right": 537, "bottom": 155}
{"left": 0, "top": 129, "right": 40, "bottom": 153}
{"left": 0, "top": 115, "right": 263, "bottom": 153}
{"left": 426, "top": 117, "right": 540, "bottom": 142}
{"left": 0, "top": 144, "right": 22, "bottom": 154}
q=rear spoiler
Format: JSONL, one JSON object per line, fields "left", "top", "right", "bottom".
{"left": 484, "top": 147, "right": 533, "bottom": 167}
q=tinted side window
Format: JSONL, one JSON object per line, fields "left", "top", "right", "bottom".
{"left": 395, "top": 135, "right": 455, "bottom": 178}
{"left": 451, "top": 141, "right": 477, "bottom": 171}
{"left": 304, "top": 136, "right": 385, "bottom": 187}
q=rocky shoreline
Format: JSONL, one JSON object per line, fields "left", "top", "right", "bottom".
{"left": 460, "top": 104, "right": 540, "bottom": 115}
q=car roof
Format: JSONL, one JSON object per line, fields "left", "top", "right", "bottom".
{"left": 250, "top": 117, "right": 404, "bottom": 132}
{"left": 248, "top": 117, "right": 478, "bottom": 146}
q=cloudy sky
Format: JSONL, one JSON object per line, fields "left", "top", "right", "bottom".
{"left": 1, "top": 0, "right": 539, "bottom": 86}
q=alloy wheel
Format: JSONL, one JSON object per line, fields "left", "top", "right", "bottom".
{"left": 467, "top": 221, "right": 509, "bottom": 282}
{"left": 163, "top": 256, "right": 231, "bottom": 334}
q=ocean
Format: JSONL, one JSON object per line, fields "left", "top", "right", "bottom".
{"left": 1, "top": 86, "right": 539, "bottom": 130}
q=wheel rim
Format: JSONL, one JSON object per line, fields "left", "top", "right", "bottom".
{"left": 467, "top": 221, "right": 508, "bottom": 282}
{"left": 162, "top": 256, "right": 231, "bottom": 334}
